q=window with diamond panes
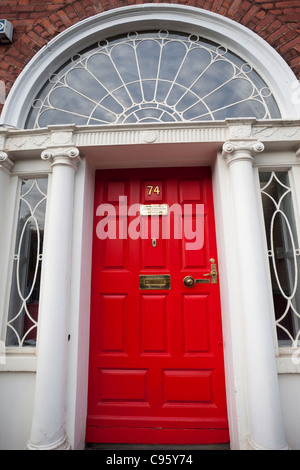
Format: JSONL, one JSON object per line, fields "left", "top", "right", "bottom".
{"left": 5, "top": 178, "right": 48, "bottom": 347}
{"left": 26, "top": 31, "right": 281, "bottom": 129}
{"left": 260, "top": 171, "right": 300, "bottom": 347}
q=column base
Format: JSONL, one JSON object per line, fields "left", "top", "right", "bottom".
{"left": 247, "top": 435, "right": 289, "bottom": 451}
{"left": 27, "top": 434, "right": 71, "bottom": 450}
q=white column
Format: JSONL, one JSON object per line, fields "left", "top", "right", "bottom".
{"left": 27, "top": 147, "right": 80, "bottom": 450}
{"left": 0, "top": 152, "right": 14, "bottom": 327}
{"left": 223, "top": 141, "right": 287, "bottom": 450}
{"left": 0, "top": 151, "right": 14, "bottom": 227}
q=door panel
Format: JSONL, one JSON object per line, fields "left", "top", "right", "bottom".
{"left": 86, "top": 167, "right": 229, "bottom": 444}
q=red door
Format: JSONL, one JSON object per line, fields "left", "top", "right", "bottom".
{"left": 86, "top": 167, "right": 229, "bottom": 444}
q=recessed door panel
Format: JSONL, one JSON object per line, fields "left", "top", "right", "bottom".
{"left": 141, "top": 294, "right": 168, "bottom": 354}
{"left": 99, "top": 369, "right": 148, "bottom": 403}
{"left": 183, "top": 294, "right": 210, "bottom": 353}
{"left": 163, "top": 370, "right": 213, "bottom": 404}
{"left": 101, "top": 295, "right": 126, "bottom": 354}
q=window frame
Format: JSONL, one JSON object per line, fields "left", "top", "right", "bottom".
{"left": 255, "top": 162, "right": 300, "bottom": 373}
{"left": 0, "top": 167, "right": 51, "bottom": 371}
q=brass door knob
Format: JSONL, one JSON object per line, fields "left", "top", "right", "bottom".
{"left": 183, "top": 276, "right": 195, "bottom": 287}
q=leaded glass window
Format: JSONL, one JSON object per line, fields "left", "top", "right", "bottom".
{"left": 26, "top": 31, "right": 281, "bottom": 128}
{"left": 5, "top": 178, "right": 48, "bottom": 347}
{"left": 260, "top": 171, "right": 300, "bottom": 347}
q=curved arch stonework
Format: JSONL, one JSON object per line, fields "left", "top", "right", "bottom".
{"left": 1, "top": 4, "right": 299, "bottom": 127}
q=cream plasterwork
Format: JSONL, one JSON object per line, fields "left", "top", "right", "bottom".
{"left": 0, "top": 120, "right": 300, "bottom": 161}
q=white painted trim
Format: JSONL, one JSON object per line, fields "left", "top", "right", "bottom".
{"left": 1, "top": 4, "right": 299, "bottom": 128}
{"left": 1, "top": 119, "right": 300, "bottom": 157}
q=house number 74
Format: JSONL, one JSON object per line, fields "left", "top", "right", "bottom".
{"left": 147, "top": 185, "right": 160, "bottom": 195}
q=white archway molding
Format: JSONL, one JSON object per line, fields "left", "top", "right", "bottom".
{"left": 1, "top": 3, "right": 299, "bottom": 128}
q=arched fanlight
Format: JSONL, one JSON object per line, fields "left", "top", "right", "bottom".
{"left": 26, "top": 30, "right": 280, "bottom": 128}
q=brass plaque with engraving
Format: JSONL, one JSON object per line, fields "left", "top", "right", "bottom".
{"left": 139, "top": 274, "right": 171, "bottom": 290}
{"left": 140, "top": 204, "right": 168, "bottom": 216}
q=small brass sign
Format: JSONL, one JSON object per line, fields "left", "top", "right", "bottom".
{"left": 140, "top": 204, "right": 168, "bottom": 216}
{"left": 139, "top": 274, "right": 171, "bottom": 290}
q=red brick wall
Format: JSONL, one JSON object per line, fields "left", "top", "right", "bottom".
{"left": 0, "top": 0, "right": 299, "bottom": 113}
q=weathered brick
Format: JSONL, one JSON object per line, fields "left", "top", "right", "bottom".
{"left": 29, "top": 29, "right": 48, "bottom": 46}
{"left": 56, "top": 8, "right": 74, "bottom": 27}
{"left": 280, "top": 36, "right": 300, "bottom": 53}
{"left": 227, "top": 0, "right": 242, "bottom": 15}
{"left": 72, "top": 1, "right": 88, "bottom": 18}
{"left": 241, "top": 4, "right": 261, "bottom": 25}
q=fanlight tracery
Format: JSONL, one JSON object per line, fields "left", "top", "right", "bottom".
{"left": 260, "top": 172, "right": 300, "bottom": 347}
{"left": 26, "top": 31, "right": 280, "bottom": 128}
{"left": 6, "top": 178, "right": 48, "bottom": 347}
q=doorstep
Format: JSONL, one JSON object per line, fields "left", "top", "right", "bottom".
{"left": 85, "top": 443, "right": 230, "bottom": 450}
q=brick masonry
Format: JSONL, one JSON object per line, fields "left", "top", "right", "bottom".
{"left": 0, "top": 0, "right": 299, "bottom": 115}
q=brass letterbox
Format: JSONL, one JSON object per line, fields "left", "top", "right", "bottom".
{"left": 139, "top": 275, "right": 171, "bottom": 290}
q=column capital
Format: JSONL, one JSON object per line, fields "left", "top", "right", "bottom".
{"left": 41, "top": 147, "right": 80, "bottom": 170}
{"left": 0, "top": 151, "right": 14, "bottom": 174}
{"left": 222, "top": 140, "right": 265, "bottom": 165}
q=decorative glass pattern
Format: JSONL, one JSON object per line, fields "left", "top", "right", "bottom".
{"left": 5, "top": 178, "right": 48, "bottom": 347}
{"left": 260, "top": 171, "right": 300, "bottom": 347}
{"left": 26, "top": 31, "right": 281, "bottom": 128}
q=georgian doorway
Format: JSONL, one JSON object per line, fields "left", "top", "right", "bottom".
{"left": 86, "top": 167, "right": 229, "bottom": 444}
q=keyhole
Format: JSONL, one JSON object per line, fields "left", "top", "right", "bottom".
{"left": 152, "top": 238, "right": 157, "bottom": 247}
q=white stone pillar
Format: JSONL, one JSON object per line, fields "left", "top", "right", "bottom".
{"left": 27, "top": 147, "right": 80, "bottom": 450}
{"left": 222, "top": 141, "right": 287, "bottom": 450}
{"left": 0, "top": 152, "right": 14, "bottom": 326}
{"left": 0, "top": 150, "right": 13, "bottom": 220}
{"left": 0, "top": 151, "right": 14, "bottom": 224}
